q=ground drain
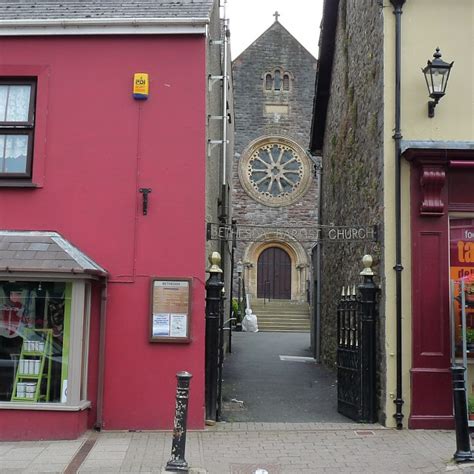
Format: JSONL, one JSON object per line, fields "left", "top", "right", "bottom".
{"left": 354, "top": 430, "right": 375, "bottom": 436}
{"left": 64, "top": 431, "right": 99, "bottom": 474}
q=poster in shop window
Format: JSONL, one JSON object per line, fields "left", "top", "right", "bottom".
{"left": 449, "top": 218, "right": 474, "bottom": 353}
{"left": 150, "top": 278, "right": 192, "bottom": 343}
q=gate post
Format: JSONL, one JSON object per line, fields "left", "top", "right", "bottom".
{"left": 205, "top": 252, "right": 223, "bottom": 422}
{"left": 358, "top": 254, "right": 378, "bottom": 423}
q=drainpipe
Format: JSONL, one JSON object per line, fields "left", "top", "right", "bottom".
{"left": 94, "top": 279, "right": 108, "bottom": 431}
{"left": 219, "top": 4, "right": 231, "bottom": 304}
{"left": 390, "top": 0, "right": 406, "bottom": 430}
{"left": 313, "top": 155, "right": 322, "bottom": 363}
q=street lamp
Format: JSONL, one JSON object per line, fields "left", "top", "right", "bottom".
{"left": 422, "top": 48, "right": 453, "bottom": 118}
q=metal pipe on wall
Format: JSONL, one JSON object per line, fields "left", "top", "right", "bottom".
{"left": 390, "top": 0, "right": 406, "bottom": 430}
{"left": 314, "top": 156, "right": 322, "bottom": 362}
{"left": 94, "top": 279, "right": 108, "bottom": 431}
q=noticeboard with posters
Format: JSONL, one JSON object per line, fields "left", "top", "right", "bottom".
{"left": 149, "top": 278, "right": 192, "bottom": 343}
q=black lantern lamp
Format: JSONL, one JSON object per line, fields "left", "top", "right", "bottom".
{"left": 422, "top": 48, "right": 453, "bottom": 118}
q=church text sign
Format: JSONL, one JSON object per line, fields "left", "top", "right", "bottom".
{"left": 206, "top": 223, "right": 378, "bottom": 243}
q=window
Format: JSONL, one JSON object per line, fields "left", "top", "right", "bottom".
{"left": 263, "top": 69, "right": 291, "bottom": 92}
{"left": 0, "top": 79, "right": 36, "bottom": 178}
{"left": 265, "top": 74, "right": 273, "bottom": 90}
{"left": 0, "top": 280, "right": 90, "bottom": 407}
{"left": 274, "top": 70, "right": 281, "bottom": 91}
{"left": 238, "top": 136, "right": 313, "bottom": 207}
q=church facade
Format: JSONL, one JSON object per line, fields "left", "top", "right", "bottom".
{"left": 232, "top": 16, "right": 318, "bottom": 307}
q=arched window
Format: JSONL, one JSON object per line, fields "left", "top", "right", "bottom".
{"left": 263, "top": 69, "right": 291, "bottom": 92}
{"left": 274, "top": 70, "right": 281, "bottom": 91}
{"left": 265, "top": 73, "right": 273, "bottom": 90}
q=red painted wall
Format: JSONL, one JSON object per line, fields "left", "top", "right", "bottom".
{"left": 0, "top": 35, "right": 207, "bottom": 436}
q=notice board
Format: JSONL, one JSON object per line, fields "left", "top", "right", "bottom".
{"left": 149, "top": 278, "right": 192, "bottom": 343}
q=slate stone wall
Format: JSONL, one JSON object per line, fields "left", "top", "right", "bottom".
{"left": 231, "top": 20, "right": 319, "bottom": 298}
{"left": 319, "top": 0, "right": 385, "bottom": 421}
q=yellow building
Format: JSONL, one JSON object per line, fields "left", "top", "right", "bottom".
{"left": 311, "top": 0, "right": 474, "bottom": 428}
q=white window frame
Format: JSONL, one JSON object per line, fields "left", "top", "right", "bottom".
{"left": 0, "top": 278, "right": 92, "bottom": 411}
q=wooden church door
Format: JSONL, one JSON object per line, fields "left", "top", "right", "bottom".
{"left": 257, "top": 247, "right": 291, "bottom": 300}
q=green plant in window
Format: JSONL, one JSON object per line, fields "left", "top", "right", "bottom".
{"left": 468, "top": 395, "right": 474, "bottom": 414}
{"left": 466, "top": 328, "right": 474, "bottom": 345}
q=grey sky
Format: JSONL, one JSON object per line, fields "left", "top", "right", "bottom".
{"left": 224, "top": 0, "right": 324, "bottom": 59}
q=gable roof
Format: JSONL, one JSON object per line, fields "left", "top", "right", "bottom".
{"left": 233, "top": 19, "right": 316, "bottom": 63}
{"left": 0, "top": 0, "right": 215, "bottom": 35}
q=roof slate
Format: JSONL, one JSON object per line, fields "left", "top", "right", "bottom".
{"left": 0, "top": 231, "right": 107, "bottom": 276}
{"left": 0, "top": 0, "right": 215, "bottom": 21}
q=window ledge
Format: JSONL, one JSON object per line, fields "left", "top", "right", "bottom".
{"left": 0, "top": 181, "right": 38, "bottom": 188}
{"left": 0, "top": 400, "right": 91, "bottom": 411}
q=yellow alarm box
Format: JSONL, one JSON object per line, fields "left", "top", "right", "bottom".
{"left": 133, "top": 73, "right": 149, "bottom": 100}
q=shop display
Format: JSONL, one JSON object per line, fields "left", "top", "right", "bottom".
{"left": 11, "top": 329, "right": 52, "bottom": 402}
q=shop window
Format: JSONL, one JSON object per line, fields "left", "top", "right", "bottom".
{"left": 0, "top": 79, "right": 36, "bottom": 179}
{"left": 0, "top": 280, "right": 90, "bottom": 408}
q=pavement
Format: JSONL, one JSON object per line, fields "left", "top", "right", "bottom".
{"left": 0, "top": 332, "right": 471, "bottom": 473}
{"left": 0, "top": 424, "right": 470, "bottom": 473}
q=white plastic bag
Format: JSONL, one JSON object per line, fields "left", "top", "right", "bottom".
{"left": 242, "top": 308, "right": 258, "bottom": 332}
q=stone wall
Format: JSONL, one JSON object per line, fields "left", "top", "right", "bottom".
{"left": 231, "top": 20, "right": 319, "bottom": 303}
{"left": 206, "top": 2, "right": 235, "bottom": 318}
{"left": 319, "top": 0, "right": 385, "bottom": 421}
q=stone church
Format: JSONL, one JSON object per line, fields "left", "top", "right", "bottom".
{"left": 232, "top": 14, "right": 319, "bottom": 330}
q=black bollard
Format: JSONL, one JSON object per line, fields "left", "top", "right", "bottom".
{"left": 451, "top": 365, "right": 474, "bottom": 462}
{"left": 165, "top": 371, "right": 193, "bottom": 472}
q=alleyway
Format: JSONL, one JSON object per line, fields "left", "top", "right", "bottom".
{"left": 221, "top": 332, "right": 348, "bottom": 423}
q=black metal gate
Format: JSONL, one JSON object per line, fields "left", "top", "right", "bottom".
{"left": 337, "top": 266, "right": 378, "bottom": 423}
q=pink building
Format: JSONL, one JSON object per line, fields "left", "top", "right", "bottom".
{"left": 0, "top": 0, "right": 232, "bottom": 440}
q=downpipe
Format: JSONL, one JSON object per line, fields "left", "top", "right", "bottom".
{"left": 390, "top": 0, "right": 405, "bottom": 429}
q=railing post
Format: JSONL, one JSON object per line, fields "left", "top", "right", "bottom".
{"left": 358, "top": 255, "right": 378, "bottom": 423}
{"left": 451, "top": 365, "right": 474, "bottom": 462}
{"left": 205, "top": 252, "right": 223, "bottom": 422}
{"left": 165, "top": 371, "right": 192, "bottom": 472}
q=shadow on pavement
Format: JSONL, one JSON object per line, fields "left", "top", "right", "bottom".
{"left": 221, "top": 331, "right": 349, "bottom": 423}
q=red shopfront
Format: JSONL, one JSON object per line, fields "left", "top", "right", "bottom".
{"left": 406, "top": 147, "right": 474, "bottom": 429}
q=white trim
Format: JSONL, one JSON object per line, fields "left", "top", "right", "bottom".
{"left": 81, "top": 283, "right": 92, "bottom": 401}
{"left": 68, "top": 281, "right": 86, "bottom": 405}
{"left": 0, "top": 17, "right": 209, "bottom": 36}
{"left": 0, "top": 400, "right": 91, "bottom": 411}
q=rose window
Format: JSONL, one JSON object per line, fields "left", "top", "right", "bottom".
{"left": 239, "top": 137, "right": 312, "bottom": 207}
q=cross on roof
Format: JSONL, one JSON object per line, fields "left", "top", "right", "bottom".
{"left": 273, "top": 11, "right": 280, "bottom": 22}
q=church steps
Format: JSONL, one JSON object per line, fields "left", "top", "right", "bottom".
{"left": 249, "top": 300, "right": 311, "bottom": 332}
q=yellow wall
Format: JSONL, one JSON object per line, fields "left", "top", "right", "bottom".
{"left": 402, "top": 0, "right": 474, "bottom": 140}
{"left": 382, "top": 0, "right": 473, "bottom": 428}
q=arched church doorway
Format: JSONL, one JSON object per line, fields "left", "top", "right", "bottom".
{"left": 257, "top": 246, "right": 291, "bottom": 299}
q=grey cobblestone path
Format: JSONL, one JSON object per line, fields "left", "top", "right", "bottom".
{"left": 0, "top": 424, "right": 472, "bottom": 473}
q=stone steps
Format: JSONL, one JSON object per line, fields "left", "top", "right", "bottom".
{"left": 250, "top": 300, "right": 310, "bottom": 332}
